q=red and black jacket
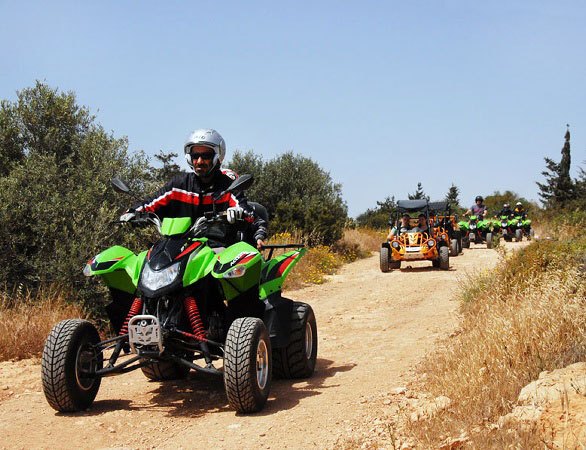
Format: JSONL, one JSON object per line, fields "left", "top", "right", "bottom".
{"left": 134, "top": 170, "right": 268, "bottom": 244}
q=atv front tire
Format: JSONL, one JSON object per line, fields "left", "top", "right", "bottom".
{"left": 224, "top": 317, "right": 271, "bottom": 413}
{"left": 41, "top": 319, "right": 103, "bottom": 412}
{"left": 380, "top": 247, "right": 389, "bottom": 273}
{"left": 273, "top": 302, "right": 318, "bottom": 379}
{"left": 486, "top": 232, "right": 493, "bottom": 249}
{"left": 515, "top": 229, "right": 523, "bottom": 242}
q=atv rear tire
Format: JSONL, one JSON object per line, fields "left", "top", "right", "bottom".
{"left": 450, "top": 239, "right": 458, "bottom": 256}
{"left": 380, "top": 247, "right": 389, "bottom": 273}
{"left": 141, "top": 359, "right": 191, "bottom": 381}
{"left": 515, "top": 229, "right": 523, "bottom": 242}
{"left": 486, "top": 232, "right": 493, "bottom": 249}
{"left": 273, "top": 302, "right": 318, "bottom": 379}
{"left": 224, "top": 317, "right": 271, "bottom": 413}
{"left": 439, "top": 246, "right": 449, "bottom": 270}
{"left": 41, "top": 319, "right": 103, "bottom": 412}
{"left": 529, "top": 229, "right": 534, "bottom": 240}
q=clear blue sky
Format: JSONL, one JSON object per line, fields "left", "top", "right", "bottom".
{"left": 1, "top": 1, "right": 585, "bottom": 216}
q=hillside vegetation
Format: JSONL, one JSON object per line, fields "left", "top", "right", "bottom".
{"left": 401, "top": 213, "right": 586, "bottom": 448}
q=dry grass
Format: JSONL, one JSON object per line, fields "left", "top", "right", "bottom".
{"left": 272, "top": 228, "right": 383, "bottom": 290}
{"left": 404, "top": 236, "right": 586, "bottom": 448}
{"left": 0, "top": 285, "right": 87, "bottom": 361}
{"left": 332, "top": 227, "right": 385, "bottom": 262}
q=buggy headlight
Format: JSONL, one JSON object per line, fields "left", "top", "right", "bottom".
{"left": 141, "top": 261, "right": 180, "bottom": 290}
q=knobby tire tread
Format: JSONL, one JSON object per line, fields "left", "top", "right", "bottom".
{"left": 41, "top": 319, "right": 101, "bottom": 412}
{"left": 273, "top": 302, "right": 317, "bottom": 379}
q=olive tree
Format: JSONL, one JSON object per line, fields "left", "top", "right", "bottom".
{"left": 228, "top": 150, "right": 347, "bottom": 245}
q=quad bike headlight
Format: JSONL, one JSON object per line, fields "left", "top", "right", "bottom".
{"left": 427, "top": 239, "right": 436, "bottom": 248}
{"left": 391, "top": 241, "right": 401, "bottom": 249}
{"left": 224, "top": 265, "right": 247, "bottom": 278}
{"left": 141, "top": 261, "right": 180, "bottom": 291}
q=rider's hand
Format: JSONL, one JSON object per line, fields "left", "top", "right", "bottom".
{"left": 226, "top": 206, "right": 244, "bottom": 224}
{"left": 119, "top": 211, "right": 136, "bottom": 222}
{"left": 256, "top": 239, "right": 265, "bottom": 249}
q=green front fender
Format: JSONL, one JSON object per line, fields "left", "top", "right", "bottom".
{"left": 84, "top": 245, "right": 141, "bottom": 294}
{"left": 259, "top": 248, "right": 306, "bottom": 299}
{"left": 183, "top": 245, "right": 216, "bottom": 287}
{"left": 211, "top": 242, "right": 262, "bottom": 301}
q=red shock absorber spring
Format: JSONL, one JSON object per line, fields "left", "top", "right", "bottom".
{"left": 119, "top": 297, "right": 143, "bottom": 335}
{"left": 184, "top": 296, "right": 207, "bottom": 341}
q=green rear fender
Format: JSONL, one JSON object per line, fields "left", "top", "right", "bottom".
{"left": 84, "top": 245, "right": 141, "bottom": 294}
{"left": 259, "top": 248, "right": 306, "bottom": 299}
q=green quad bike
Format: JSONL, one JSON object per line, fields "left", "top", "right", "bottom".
{"left": 41, "top": 175, "right": 317, "bottom": 414}
{"left": 458, "top": 215, "right": 494, "bottom": 249}
{"left": 510, "top": 214, "right": 534, "bottom": 242}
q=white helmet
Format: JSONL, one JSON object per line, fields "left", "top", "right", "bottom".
{"left": 516, "top": 201, "right": 523, "bottom": 207}
{"left": 184, "top": 129, "right": 226, "bottom": 174}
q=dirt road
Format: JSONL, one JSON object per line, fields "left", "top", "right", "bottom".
{"left": 0, "top": 244, "right": 502, "bottom": 449}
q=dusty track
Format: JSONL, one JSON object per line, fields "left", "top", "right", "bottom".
{"left": 0, "top": 243, "right": 504, "bottom": 449}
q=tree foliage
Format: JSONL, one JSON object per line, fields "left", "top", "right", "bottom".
{"left": 355, "top": 196, "right": 396, "bottom": 229}
{"left": 537, "top": 127, "right": 578, "bottom": 208}
{"left": 484, "top": 191, "right": 534, "bottom": 217}
{"left": 148, "top": 150, "right": 185, "bottom": 184}
{"left": 0, "top": 82, "right": 151, "bottom": 305}
{"left": 227, "top": 150, "right": 347, "bottom": 244}
{"left": 445, "top": 183, "right": 463, "bottom": 211}
{"left": 408, "top": 182, "right": 429, "bottom": 200}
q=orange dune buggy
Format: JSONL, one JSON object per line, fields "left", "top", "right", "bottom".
{"left": 380, "top": 199, "right": 449, "bottom": 272}
{"left": 428, "top": 201, "right": 462, "bottom": 257}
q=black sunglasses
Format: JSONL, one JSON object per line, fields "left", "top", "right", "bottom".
{"left": 191, "top": 152, "right": 215, "bottom": 161}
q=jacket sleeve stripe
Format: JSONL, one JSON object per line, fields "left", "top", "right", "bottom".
{"left": 138, "top": 189, "right": 238, "bottom": 213}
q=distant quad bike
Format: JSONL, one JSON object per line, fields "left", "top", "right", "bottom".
{"left": 496, "top": 215, "right": 516, "bottom": 242}
{"left": 380, "top": 199, "right": 449, "bottom": 272}
{"left": 428, "top": 201, "right": 462, "bottom": 257}
{"left": 458, "top": 215, "right": 494, "bottom": 249}
{"left": 509, "top": 214, "right": 534, "bottom": 241}
{"left": 41, "top": 175, "right": 317, "bottom": 414}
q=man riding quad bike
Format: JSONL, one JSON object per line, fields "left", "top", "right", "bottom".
{"left": 494, "top": 203, "right": 515, "bottom": 242}
{"left": 459, "top": 196, "right": 494, "bottom": 248}
{"left": 511, "top": 202, "right": 534, "bottom": 241}
{"left": 41, "top": 129, "right": 318, "bottom": 414}
{"left": 381, "top": 199, "right": 450, "bottom": 272}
